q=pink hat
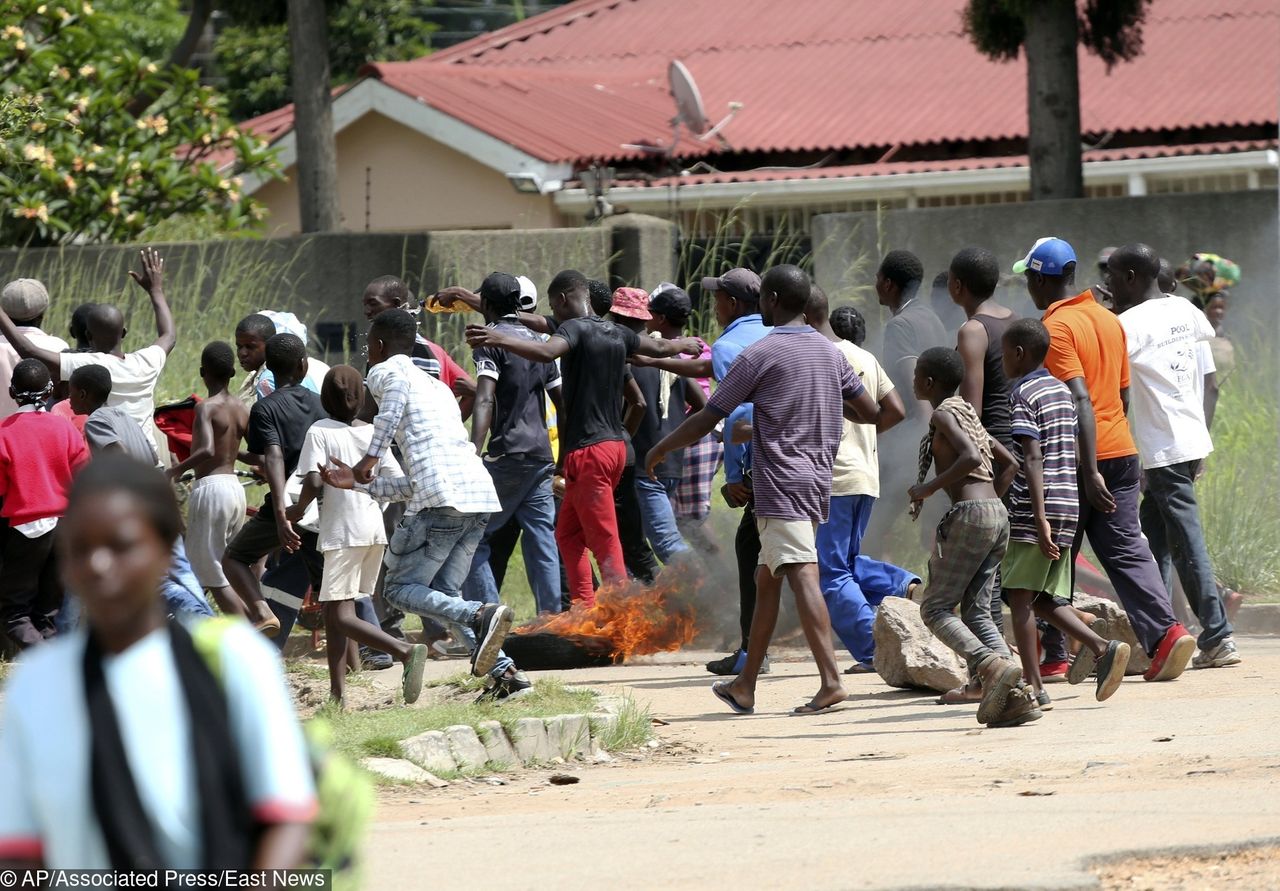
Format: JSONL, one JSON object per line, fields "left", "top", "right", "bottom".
{"left": 610, "top": 287, "right": 651, "bottom": 320}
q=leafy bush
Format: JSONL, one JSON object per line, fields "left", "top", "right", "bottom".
{"left": 0, "top": 0, "right": 278, "bottom": 246}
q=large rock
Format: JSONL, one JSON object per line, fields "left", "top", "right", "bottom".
{"left": 1072, "top": 593, "right": 1151, "bottom": 675}
{"left": 401, "top": 730, "right": 458, "bottom": 775}
{"left": 872, "top": 597, "right": 968, "bottom": 693}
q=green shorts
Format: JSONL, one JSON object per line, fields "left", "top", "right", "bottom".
{"left": 1001, "top": 540, "right": 1072, "bottom": 601}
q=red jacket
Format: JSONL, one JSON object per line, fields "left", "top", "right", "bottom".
{"left": 0, "top": 411, "right": 90, "bottom": 525}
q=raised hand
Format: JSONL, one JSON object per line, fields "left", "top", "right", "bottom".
{"left": 128, "top": 247, "right": 164, "bottom": 294}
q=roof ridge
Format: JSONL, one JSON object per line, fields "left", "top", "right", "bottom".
{"left": 428, "top": 0, "right": 633, "bottom": 64}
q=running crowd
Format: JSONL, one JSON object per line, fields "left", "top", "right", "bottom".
{"left": 0, "top": 235, "right": 1246, "bottom": 865}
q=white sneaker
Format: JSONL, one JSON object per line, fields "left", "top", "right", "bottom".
{"left": 1191, "top": 637, "right": 1242, "bottom": 668}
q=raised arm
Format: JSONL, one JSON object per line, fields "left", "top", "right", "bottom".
{"left": 631, "top": 335, "right": 703, "bottom": 359}
{"left": 465, "top": 325, "right": 569, "bottom": 363}
{"left": 128, "top": 248, "right": 176, "bottom": 355}
{"left": 0, "top": 307, "right": 61, "bottom": 376}
{"left": 955, "top": 321, "right": 987, "bottom": 417}
{"left": 629, "top": 355, "right": 714, "bottom": 379}
{"left": 1067, "top": 376, "right": 1116, "bottom": 513}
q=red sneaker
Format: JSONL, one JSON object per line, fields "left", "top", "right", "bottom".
{"left": 1040, "top": 659, "right": 1069, "bottom": 682}
{"left": 1143, "top": 623, "right": 1195, "bottom": 682}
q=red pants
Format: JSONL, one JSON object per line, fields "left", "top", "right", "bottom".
{"left": 558, "top": 440, "right": 627, "bottom": 607}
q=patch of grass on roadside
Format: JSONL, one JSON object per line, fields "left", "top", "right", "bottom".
{"left": 593, "top": 695, "right": 652, "bottom": 750}
{"left": 322, "top": 676, "right": 597, "bottom": 764}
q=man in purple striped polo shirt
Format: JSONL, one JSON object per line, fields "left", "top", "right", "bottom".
{"left": 645, "top": 265, "right": 886, "bottom": 716}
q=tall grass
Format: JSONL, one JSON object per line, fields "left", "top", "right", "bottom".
{"left": 1199, "top": 339, "right": 1280, "bottom": 594}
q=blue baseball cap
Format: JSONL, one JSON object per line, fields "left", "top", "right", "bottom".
{"left": 1012, "top": 237, "right": 1077, "bottom": 276}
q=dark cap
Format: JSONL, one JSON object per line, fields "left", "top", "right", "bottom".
{"left": 478, "top": 271, "right": 521, "bottom": 306}
{"left": 649, "top": 282, "right": 692, "bottom": 319}
{"left": 701, "top": 267, "right": 761, "bottom": 303}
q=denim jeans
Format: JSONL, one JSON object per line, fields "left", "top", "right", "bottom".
{"left": 384, "top": 506, "right": 512, "bottom": 678}
{"left": 817, "top": 494, "right": 921, "bottom": 665}
{"left": 162, "top": 537, "right": 215, "bottom": 621}
{"left": 1140, "top": 460, "right": 1232, "bottom": 649}
{"left": 463, "top": 455, "right": 561, "bottom": 614}
{"left": 634, "top": 475, "right": 690, "bottom": 564}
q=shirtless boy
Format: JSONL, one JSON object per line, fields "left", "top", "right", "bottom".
{"left": 167, "top": 342, "right": 251, "bottom": 616}
{"left": 909, "top": 346, "right": 1039, "bottom": 727}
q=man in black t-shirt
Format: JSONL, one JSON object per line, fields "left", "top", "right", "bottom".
{"left": 608, "top": 287, "right": 705, "bottom": 565}
{"left": 222, "top": 333, "right": 327, "bottom": 637}
{"left": 466, "top": 270, "right": 700, "bottom": 607}
{"left": 464, "top": 273, "right": 565, "bottom": 615}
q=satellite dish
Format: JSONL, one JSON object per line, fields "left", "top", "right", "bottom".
{"left": 669, "top": 61, "right": 709, "bottom": 135}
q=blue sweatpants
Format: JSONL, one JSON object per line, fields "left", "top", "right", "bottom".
{"left": 817, "top": 494, "right": 921, "bottom": 665}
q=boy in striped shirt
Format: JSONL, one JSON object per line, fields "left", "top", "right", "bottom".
{"left": 1000, "top": 319, "right": 1130, "bottom": 706}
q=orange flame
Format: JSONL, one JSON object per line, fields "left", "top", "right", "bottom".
{"left": 514, "top": 570, "right": 699, "bottom": 662}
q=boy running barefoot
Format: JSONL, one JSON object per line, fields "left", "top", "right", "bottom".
{"left": 909, "top": 347, "right": 1039, "bottom": 727}
{"left": 288, "top": 365, "right": 428, "bottom": 706}
{"left": 166, "top": 342, "right": 252, "bottom": 617}
{"left": 1000, "top": 321, "right": 1130, "bottom": 706}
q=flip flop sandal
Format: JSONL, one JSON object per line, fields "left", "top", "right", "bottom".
{"left": 712, "top": 681, "right": 754, "bottom": 715}
{"left": 254, "top": 615, "right": 281, "bottom": 638}
{"left": 792, "top": 699, "right": 844, "bottom": 716}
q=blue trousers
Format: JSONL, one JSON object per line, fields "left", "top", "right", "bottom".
{"left": 463, "top": 455, "right": 561, "bottom": 614}
{"left": 817, "top": 494, "right": 921, "bottom": 665}
{"left": 634, "top": 475, "right": 690, "bottom": 564}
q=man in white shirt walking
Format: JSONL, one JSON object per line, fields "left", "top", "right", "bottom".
{"left": 1110, "top": 243, "right": 1240, "bottom": 669}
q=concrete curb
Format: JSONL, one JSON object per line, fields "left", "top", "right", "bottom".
{"left": 1235, "top": 604, "right": 1280, "bottom": 636}
{"left": 361, "top": 696, "right": 627, "bottom": 786}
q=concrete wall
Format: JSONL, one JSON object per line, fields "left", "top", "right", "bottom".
{"left": 256, "top": 111, "right": 562, "bottom": 236}
{"left": 812, "top": 190, "right": 1280, "bottom": 339}
{"left": 0, "top": 228, "right": 610, "bottom": 368}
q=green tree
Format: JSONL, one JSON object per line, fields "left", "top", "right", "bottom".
{"left": 216, "top": 0, "right": 434, "bottom": 120}
{"left": 964, "top": 0, "right": 1153, "bottom": 200}
{"left": 0, "top": 0, "right": 278, "bottom": 246}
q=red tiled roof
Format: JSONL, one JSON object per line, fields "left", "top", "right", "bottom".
{"left": 610, "top": 139, "right": 1279, "bottom": 188}
{"left": 240, "top": 0, "right": 1280, "bottom": 169}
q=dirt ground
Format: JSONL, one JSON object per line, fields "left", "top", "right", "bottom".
{"left": 360, "top": 638, "right": 1280, "bottom": 890}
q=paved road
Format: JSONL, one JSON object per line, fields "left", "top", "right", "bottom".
{"left": 365, "top": 639, "right": 1280, "bottom": 890}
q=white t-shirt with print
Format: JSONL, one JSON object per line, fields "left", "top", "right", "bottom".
{"left": 296, "top": 419, "right": 403, "bottom": 552}
{"left": 1118, "top": 296, "right": 1215, "bottom": 468}
{"left": 0, "top": 623, "right": 315, "bottom": 868}
{"left": 60, "top": 345, "right": 168, "bottom": 456}
{"left": 831, "top": 340, "right": 894, "bottom": 498}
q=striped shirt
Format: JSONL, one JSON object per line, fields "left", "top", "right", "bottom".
{"left": 708, "top": 326, "right": 863, "bottom": 522}
{"left": 1007, "top": 369, "right": 1079, "bottom": 547}
{"left": 360, "top": 354, "right": 500, "bottom": 517}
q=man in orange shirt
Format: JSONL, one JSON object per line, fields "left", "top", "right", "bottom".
{"left": 1016, "top": 238, "right": 1194, "bottom": 683}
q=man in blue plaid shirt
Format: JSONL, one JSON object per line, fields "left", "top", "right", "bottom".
{"left": 322, "top": 309, "right": 530, "bottom": 700}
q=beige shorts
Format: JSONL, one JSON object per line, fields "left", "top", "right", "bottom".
{"left": 756, "top": 517, "right": 819, "bottom": 577}
{"left": 319, "top": 545, "right": 385, "bottom": 602}
{"left": 185, "top": 474, "right": 247, "bottom": 589}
